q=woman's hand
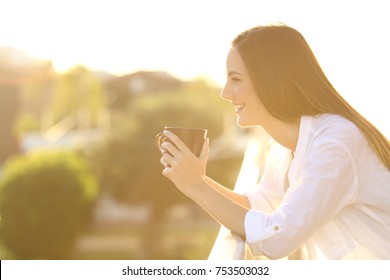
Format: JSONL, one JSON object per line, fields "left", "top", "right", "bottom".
{"left": 160, "top": 130, "right": 209, "bottom": 197}
{"left": 159, "top": 130, "right": 248, "bottom": 238}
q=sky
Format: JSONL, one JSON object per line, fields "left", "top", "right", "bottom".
{"left": 1, "top": 0, "right": 389, "bottom": 137}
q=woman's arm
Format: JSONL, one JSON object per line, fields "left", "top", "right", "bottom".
{"left": 169, "top": 171, "right": 249, "bottom": 239}
{"left": 204, "top": 176, "right": 251, "bottom": 209}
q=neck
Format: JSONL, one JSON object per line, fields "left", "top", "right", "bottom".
{"left": 263, "top": 118, "right": 300, "bottom": 152}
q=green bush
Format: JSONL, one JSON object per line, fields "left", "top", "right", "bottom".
{"left": 0, "top": 150, "right": 99, "bottom": 259}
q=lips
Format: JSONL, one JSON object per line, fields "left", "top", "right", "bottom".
{"left": 234, "top": 103, "right": 246, "bottom": 113}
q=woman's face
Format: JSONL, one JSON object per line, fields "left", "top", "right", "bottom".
{"left": 220, "top": 47, "right": 272, "bottom": 127}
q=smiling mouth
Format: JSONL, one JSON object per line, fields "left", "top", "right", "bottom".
{"left": 234, "top": 104, "right": 246, "bottom": 113}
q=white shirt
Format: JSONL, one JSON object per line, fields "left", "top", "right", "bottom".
{"left": 243, "top": 114, "right": 390, "bottom": 259}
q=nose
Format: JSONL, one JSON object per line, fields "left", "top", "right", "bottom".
{"left": 220, "top": 84, "right": 233, "bottom": 101}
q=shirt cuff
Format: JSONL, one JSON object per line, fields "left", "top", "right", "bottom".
{"left": 244, "top": 209, "right": 282, "bottom": 256}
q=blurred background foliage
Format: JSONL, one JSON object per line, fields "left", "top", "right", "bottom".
{"left": 51, "top": 65, "right": 106, "bottom": 125}
{"left": 0, "top": 47, "right": 245, "bottom": 259}
{"left": 0, "top": 150, "right": 98, "bottom": 259}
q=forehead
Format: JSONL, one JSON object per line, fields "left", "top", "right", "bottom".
{"left": 226, "top": 47, "right": 247, "bottom": 74}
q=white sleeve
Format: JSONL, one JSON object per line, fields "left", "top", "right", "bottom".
{"left": 243, "top": 143, "right": 289, "bottom": 212}
{"left": 244, "top": 137, "right": 359, "bottom": 259}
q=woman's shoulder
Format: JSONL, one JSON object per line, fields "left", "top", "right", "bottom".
{"left": 312, "top": 113, "right": 355, "bottom": 128}
{"left": 310, "top": 113, "right": 365, "bottom": 148}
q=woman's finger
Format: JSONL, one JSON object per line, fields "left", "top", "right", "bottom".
{"left": 161, "top": 152, "right": 176, "bottom": 167}
{"left": 160, "top": 157, "right": 170, "bottom": 167}
{"left": 161, "top": 141, "right": 180, "bottom": 158}
{"left": 163, "top": 130, "right": 192, "bottom": 155}
{"left": 162, "top": 166, "right": 172, "bottom": 177}
{"left": 199, "top": 138, "right": 210, "bottom": 161}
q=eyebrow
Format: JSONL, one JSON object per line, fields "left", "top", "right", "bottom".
{"left": 227, "top": 71, "right": 243, "bottom": 76}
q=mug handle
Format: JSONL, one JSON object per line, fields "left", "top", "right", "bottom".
{"left": 155, "top": 132, "right": 166, "bottom": 151}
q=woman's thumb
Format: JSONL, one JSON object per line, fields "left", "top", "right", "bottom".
{"left": 199, "top": 138, "right": 210, "bottom": 160}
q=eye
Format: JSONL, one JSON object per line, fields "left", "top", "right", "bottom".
{"left": 230, "top": 76, "right": 241, "bottom": 82}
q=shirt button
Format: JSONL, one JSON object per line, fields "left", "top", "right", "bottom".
{"left": 274, "top": 226, "right": 280, "bottom": 231}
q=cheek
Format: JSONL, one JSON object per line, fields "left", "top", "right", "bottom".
{"left": 235, "top": 84, "right": 248, "bottom": 99}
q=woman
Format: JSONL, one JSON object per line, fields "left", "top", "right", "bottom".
{"left": 159, "top": 24, "right": 390, "bottom": 259}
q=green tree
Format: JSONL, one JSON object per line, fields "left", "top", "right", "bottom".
{"left": 0, "top": 150, "right": 99, "bottom": 259}
{"left": 0, "top": 83, "right": 21, "bottom": 164}
{"left": 16, "top": 62, "right": 56, "bottom": 133}
{"left": 50, "top": 65, "right": 106, "bottom": 127}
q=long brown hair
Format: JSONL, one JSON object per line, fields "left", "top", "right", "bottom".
{"left": 232, "top": 24, "right": 390, "bottom": 170}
